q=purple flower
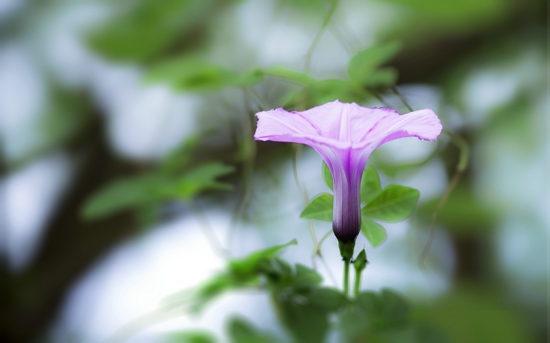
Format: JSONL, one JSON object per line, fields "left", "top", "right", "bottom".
{"left": 254, "top": 100, "right": 442, "bottom": 243}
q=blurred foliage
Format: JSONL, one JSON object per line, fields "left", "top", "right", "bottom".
{"left": 87, "top": 0, "right": 235, "bottom": 62}
{"left": 165, "top": 242, "right": 450, "bottom": 343}
{"left": 81, "top": 134, "right": 235, "bottom": 221}
{"left": 0, "top": 0, "right": 545, "bottom": 342}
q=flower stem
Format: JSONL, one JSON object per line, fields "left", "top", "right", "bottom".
{"left": 353, "top": 270, "right": 361, "bottom": 296}
{"left": 343, "top": 259, "right": 350, "bottom": 295}
{"left": 339, "top": 241, "right": 355, "bottom": 295}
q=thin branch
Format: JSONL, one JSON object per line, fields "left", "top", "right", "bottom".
{"left": 418, "top": 131, "right": 469, "bottom": 267}
{"left": 189, "top": 200, "right": 229, "bottom": 259}
{"left": 391, "top": 86, "right": 413, "bottom": 112}
{"left": 304, "top": 0, "right": 340, "bottom": 74}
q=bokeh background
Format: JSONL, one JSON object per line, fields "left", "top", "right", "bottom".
{"left": 0, "top": 0, "right": 547, "bottom": 342}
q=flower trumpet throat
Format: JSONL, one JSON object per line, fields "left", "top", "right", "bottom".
{"left": 254, "top": 100, "right": 442, "bottom": 242}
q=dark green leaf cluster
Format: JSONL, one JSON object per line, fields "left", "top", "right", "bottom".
{"left": 164, "top": 241, "right": 445, "bottom": 343}
{"left": 301, "top": 164, "right": 420, "bottom": 247}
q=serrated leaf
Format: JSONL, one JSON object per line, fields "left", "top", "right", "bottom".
{"left": 300, "top": 193, "right": 333, "bottom": 222}
{"left": 360, "top": 166, "right": 381, "bottom": 203}
{"left": 361, "top": 219, "right": 387, "bottom": 247}
{"left": 322, "top": 161, "right": 333, "bottom": 190}
{"left": 362, "top": 185, "right": 419, "bottom": 222}
{"left": 348, "top": 42, "right": 402, "bottom": 84}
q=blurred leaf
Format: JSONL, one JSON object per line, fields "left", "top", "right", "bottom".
{"left": 416, "top": 188, "right": 498, "bottom": 233}
{"left": 305, "top": 287, "right": 348, "bottom": 312}
{"left": 187, "top": 240, "right": 297, "bottom": 313}
{"left": 362, "top": 185, "right": 419, "bottom": 222}
{"left": 227, "top": 317, "right": 279, "bottom": 343}
{"left": 356, "top": 289, "right": 410, "bottom": 329}
{"left": 361, "top": 219, "right": 387, "bottom": 247}
{"left": 146, "top": 55, "right": 263, "bottom": 91}
{"left": 263, "top": 66, "right": 316, "bottom": 85}
{"left": 173, "top": 162, "right": 235, "bottom": 200}
{"left": 276, "top": 297, "right": 330, "bottom": 343}
{"left": 374, "top": 0, "right": 511, "bottom": 38}
{"left": 364, "top": 68, "right": 399, "bottom": 87}
{"left": 167, "top": 330, "right": 217, "bottom": 343}
{"left": 87, "top": 0, "right": 229, "bottom": 61}
{"left": 348, "top": 42, "right": 402, "bottom": 85}
{"left": 229, "top": 239, "right": 298, "bottom": 277}
{"left": 82, "top": 162, "right": 234, "bottom": 220}
{"left": 322, "top": 161, "right": 333, "bottom": 191}
{"left": 340, "top": 289, "right": 414, "bottom": 342}
{"left": 300, "top": 193, "right": 333, "bottom": 222}
{"left": 293, "top": 264, "right": 323, "bottom": 289}
{"left": 360, "top": 166, "right": 382, "bottom": 203}
{"left": 81, "top": 174, "right": 166, "bottom": 220}
{"left": 188, "top": 273, "right": 236, "bottom": 313}
{"left": 419, "top": 288, "right": 534, "bottom": 343}
{"left": 295, "top": 79, "right": 363, "bottom": 107}
{"left": 160, "top": 135, "right": 201, "bottom": 175}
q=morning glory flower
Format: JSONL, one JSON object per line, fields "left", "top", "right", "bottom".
{"left": 254, "top": 100, "right": 442, "bottom": 243}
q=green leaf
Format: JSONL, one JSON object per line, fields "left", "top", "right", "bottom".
{"left": 348, "top": 42, "right": 402, "bottom": 84}
{"left": 305, "top": 287, "right": 348, "bottom": 312}
{"left": 300, "top": 193, "right": 333, "bottom": 222}
{"left": 167, "top": 330, "right": 217, "bottom": 343}
{"left": 293, "top": 264, "right": 323, "bottom": 289}
{"left": 276, "top": 298, "right": 330, "bottom": 343}
{"left": 361, "top": 219, "right": 387, "bottom": 247}
{"left": 160, "top": 135, "right": 200, "bottom": 175}
{"left": 173, "top": 162, "right": 235, "bottom": 200}
{"left": 296, "top": 79, "right": 362, "bottom": 107}
{"left": 145, "top": 56, "right": 262, "bottom": 91}
{"left": 364, "top": 68, "right": 399, "bottom": 87}
{"left": 416, "top": 188, "right": 498, "bottom": 234}
{"left": 362, "top": 185, "right": 420, "bottom": 222}
{"left": 356, "top": 289, "right": 410, "bottom": 328}
{"left": 322, "top": 161, "right": 333, "bottom": 191}
{"left": 86, "top": 0, "right": 228, "bottom": 62}
{"left": 360, "top": 166, "right": 381, "bottom": 203}
{"left": 82, "top": 162, "right": 234, "bottom": 220}
{"left": 184, "top": 240, "right": 297, "bottom": 313}
{"left": 229, "top": 239, "right": 298, "bottom": 277}
{"left": 227, "top": 317, "right": 279, "bottom": 343}
{"left": 263, "top": 66, "right": 316, "bottom": 85}
{"left": 81, "top": 175, "right": 166, "bottom": 220}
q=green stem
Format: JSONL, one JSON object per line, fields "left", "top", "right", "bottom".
{"left": 353, "top": 270, "right": 362, "bottom": 296}
{"left": 339, "top": 241, "right": 355, "bottom": 295}
{"left": 343, "top": 258, "right": 350, "bottom": 295}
